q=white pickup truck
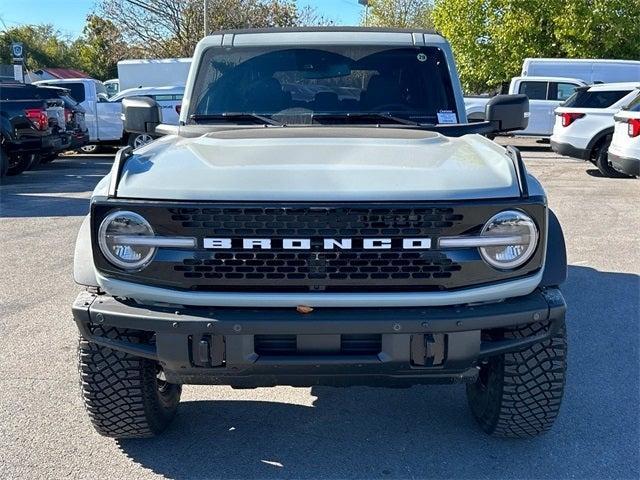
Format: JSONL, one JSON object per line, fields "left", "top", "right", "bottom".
{"left": 34, "top": 78, "right": 123, "bottom": 150}
{"left": 465, "top": 76, "right": 586, "bottom": 137}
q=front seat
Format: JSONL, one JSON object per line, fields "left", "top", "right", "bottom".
{"left": 244, "top": 77, "right": 290, "bottom": 112}
{"left": 362, "top": 74, "right": 406, "bottom": 111}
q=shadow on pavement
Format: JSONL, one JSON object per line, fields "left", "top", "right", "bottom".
{"left": 0, "top": 155, "right": 113, "bottom": 218}
{"left": 117, "top": 265, "right": 639, "bottom": 480}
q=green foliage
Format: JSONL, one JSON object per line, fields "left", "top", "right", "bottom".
{"left": 432, "top": 0, "right": 640, "bottom": 93}
{"left": 0, "top": 24, "right": 75, "bottom": 72}
{"left": 72, "top": 15, "right": 129, "bottom": 80}
{"left": 365, "top": 0, "right": 434, "bottom": 28}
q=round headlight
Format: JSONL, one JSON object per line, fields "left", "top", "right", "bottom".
{"left": 98, "top": 211, "right": 155, "bottom": 270}
{"left": 479, "top": 210, "right": 538, "bottom": 270}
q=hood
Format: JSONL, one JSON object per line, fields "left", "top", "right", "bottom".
{"left": 115, "top": 128, "right": 519, "bottom": 201}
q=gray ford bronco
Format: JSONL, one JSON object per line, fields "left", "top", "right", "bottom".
{"left": 72, "top": 28, "right": 568, "bottom": 439}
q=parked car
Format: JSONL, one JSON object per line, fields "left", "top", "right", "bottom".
{"left": 110, "top": 85, "right": 184, "bottom": 148}
{"left": 73, "top": 27, "right": 569, "bottom": 440}
{"left": 551, "top": 82, "right": 640, "bottom": 177}
{"left": 0, "top": 83, "right": 66, "bottom": 176}
{"left": 34, "top": 85, "right": 89, "bottom": 161}
{"left": 465, "top": 76, "right": 585, "bottom": 137}
{"left": 34, "top": 78, "right": 123, "bottom": 153}
{"left": 608, "top": 89, "right": 640, "bottom": 177}
{"left": 521, "top": 58, "right": 640, "bottom": 84}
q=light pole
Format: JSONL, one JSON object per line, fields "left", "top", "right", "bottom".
{"left": 204, "top": 0, "right": 209, "bottom": 37}
{"left": 358, "top": 0, "right": 370, "bottom": 26}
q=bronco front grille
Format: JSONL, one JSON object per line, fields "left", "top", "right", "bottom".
{"left": 92, "top": 201, "right": 546, "bottom": 292}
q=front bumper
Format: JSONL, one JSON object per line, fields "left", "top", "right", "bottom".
{"left": 72, "top": 288, "right": 566, "bottom": 388}
{"left": 550, "top": 140, "right": 589, "bottom": 160}
{"left": 609, "top": 151, "right": 639, "bottom": 177}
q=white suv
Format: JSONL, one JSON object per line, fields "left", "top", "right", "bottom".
{"left": 551, "top": 82, "right": 640, "bottom": 177}
{"left": 609, "top": 89, "right": 640, "bottom": 177}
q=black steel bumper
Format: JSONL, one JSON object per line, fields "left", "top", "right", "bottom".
{"left": 72, "top": 288, "right": 566, "bottom": 388}
{"left": 551, "top": 140, "right": 589, "bottom": 160}
{"left": 609, "top": 151, "right": 639, "bottom": 177}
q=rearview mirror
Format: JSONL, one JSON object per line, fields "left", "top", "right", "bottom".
{"left": 485, "top": 94, "right": 529, "bottom": 132}
{"left": 122, "top": 96, "right": 161, "bottom": 135}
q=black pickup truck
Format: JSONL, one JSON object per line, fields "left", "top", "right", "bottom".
{"left": 0, "top": 83, "right": 66, "bottom": 176}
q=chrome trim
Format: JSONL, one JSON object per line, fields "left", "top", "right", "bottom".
{"left": 110, "top": 236, "right": 197, "bottom": 248}
{"left": 95, "top": 270, "right": 543, "bottom": 308}
{"left": 438, "top": 235, "right": 527, "bottom": 248}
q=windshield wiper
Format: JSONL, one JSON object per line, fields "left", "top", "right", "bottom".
{"left": 189, "top": 113, "right": 282, "bottom": 125}
{"left": 312, "top": 112, "right": 421, "bottom": 126}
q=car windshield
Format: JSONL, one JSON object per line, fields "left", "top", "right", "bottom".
{"left": 622, "top": 90, "right": 640, "bottom": 112}
{"left": 190, "top": 45, "right": 459, "bottom": 125}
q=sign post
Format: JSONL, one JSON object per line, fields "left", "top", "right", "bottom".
{"left": 11, "top": 42, "right": 24, "bottom": 83}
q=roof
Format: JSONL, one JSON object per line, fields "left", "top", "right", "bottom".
{"left": 110, "top": 85, "right": 185, "bottom": 101}
{"left": 208, "top": 27, "right": 439, "bottom": 35}
{"left": 586, "top": 82, "right": 640, "bottom": 91}
{"left": 35, "top": 68, "right": 91, "bottom": 79}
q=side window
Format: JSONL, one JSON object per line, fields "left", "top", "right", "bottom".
{"left": 625, "top": 92, "right": 640, "bottom": 112}
{"left": 518, "top": 81, "right": 548, "bottom": 100}
{"left": 63, "top": 83, "right": 86, "bottom": 103}
{"left": 153, "top": 95, "right": 175, "bottom": 102}
{"left": 550, "top": 82, "right": 578, "bottom": 101}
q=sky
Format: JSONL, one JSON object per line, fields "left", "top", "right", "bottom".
{"left": 0, "top": 0, "right": 364, "bottom": 38}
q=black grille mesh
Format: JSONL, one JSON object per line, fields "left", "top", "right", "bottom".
{"left": 168, "top": 206, "right": 464, "bottom": 236}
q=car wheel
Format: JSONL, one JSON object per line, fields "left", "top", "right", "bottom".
{"left": 0, "top": 145, "right": 8, "bottom": 178}
{"left": 78, "top": 326, "right": 181, "bottom": 438}
{"left": 7, "top": 152, "right": 38, "bottom": 176}
{"left": 466, "top": 321, "right": 567, "bottom": 438}
{"left": 128, "top": 133, "right": 154, "bottom": 149}
{"left": 79, "top": 144, "right": 99, "bottom": 154}
{"left": 595, "top": 144, "right": 632, "bottom": 178}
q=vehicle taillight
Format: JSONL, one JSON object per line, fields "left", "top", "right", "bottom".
{"left": 175, "top": 104, "right": 182, "bottom": 114}
{"left": 65, "top": 108, "right": 73, "bottom": 124}
{"left": 561, "top": 112, "right": 585, "bottom": 127}
{"left": 627, "top": 118, "right": 640, "bottom": 138}
{"left": 24, "top": 108, "right": 48, "bottom": 130}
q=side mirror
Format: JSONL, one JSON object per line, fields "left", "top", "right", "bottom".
{"left": 122, "top": 96, "right": 161, "bottom": 135}
{"left": 485, "top": 94, "right": 529, "bottom": 132}
{"left": 97, "top": 93, "right": 109, "bottom": 103}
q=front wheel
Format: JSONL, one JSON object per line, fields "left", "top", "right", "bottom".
{"left": 79, "top": 144, "right": 99, "bottom": 154}
{"left": 466, "top": 321, "right": 567, "bottom": 438}
{"left": 78, "top": 326, "right": 181, "bottom": 438}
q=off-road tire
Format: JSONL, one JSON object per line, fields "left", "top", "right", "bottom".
{"left": 594, "top": 139, "right": 631, "bottom": 178}
{"left": 78, "top": 326, "right": 181, "bottom": 438}
{"left": 466, "top": 321, "right": 567, "bottom": 438}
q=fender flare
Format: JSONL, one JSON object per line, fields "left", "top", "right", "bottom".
{"left": 540, "top": 209, "right": 567, "bottom": 287}
{"left": 74, "top": 215, "right": 99, "bottom": 287}
{"left": 585, "top": 127, "right": 614, "bottom": 159}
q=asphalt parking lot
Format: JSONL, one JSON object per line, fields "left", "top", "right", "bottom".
{"left": 0, "top": 140, "right": 638, "bottom": 479}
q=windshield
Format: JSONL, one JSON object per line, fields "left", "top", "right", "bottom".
{"left": 190, "top": 45, "right": 458, "bottom": 125}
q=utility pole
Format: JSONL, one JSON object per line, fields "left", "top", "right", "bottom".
{"left": 358, "top": 0, "right": 369, "bottom": 26}
{"left": 203, "top": 0, "right": 209, "bottom": 37}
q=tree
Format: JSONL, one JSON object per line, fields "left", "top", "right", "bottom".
{"left": 0, "top": 24, "right": 74, "bottom": 72}
{"left": 432, "top": 0, "right": 640, "bottom": 93}
{"left": 99, "top": 0, "right": 325, "bottom": 58}
{"left": 364, "top": 0, "right": 434, "bottom": 29}
{"left": 72, "top": 15, "right": 130, "bottom": 80}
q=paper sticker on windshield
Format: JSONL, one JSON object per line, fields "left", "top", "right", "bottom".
{"left": 437, "top": 110, "right": 457, "bottom": 124}
{"left": 417, "top": 53, "right": 427, "bottom": 62}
